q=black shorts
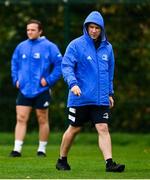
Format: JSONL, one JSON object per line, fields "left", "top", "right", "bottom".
{"left": 16, "top": 90, "right": 51, "bottom": 109}
{"left": 68, "top": 105, "right": 110, "bottom": 127}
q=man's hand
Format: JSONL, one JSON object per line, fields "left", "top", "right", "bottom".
{"left": 71, "top": 85, "right": 81, "bottom": 96}
{"left": 16, "top": 81, "right": 19, "bottom": 88}
{"left": 41, "top": 78, "right": 47, "bottom": 87}
{"left": 109, "top": 96, "right": 114, "bottom": 108}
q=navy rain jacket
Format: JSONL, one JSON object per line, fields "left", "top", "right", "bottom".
{"left": 11, "top": 36, "right": 62, "bottom": 98}
{"left": 62, "top": 11, "right": 115, "bottom": 107}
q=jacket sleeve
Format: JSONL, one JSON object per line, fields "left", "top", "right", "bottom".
{"left": 46, "top": 45, "right": 62, "bottom": 87}
{"left": 62, "top": 42, "right": 78, "bottom": 89}
{"left": 108, "top": 46, "right": 115, "bottom": 96}
{"left": 11, "top": 46, "right": 19, "bottom": 86}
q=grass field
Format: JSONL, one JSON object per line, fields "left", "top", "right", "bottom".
{"left": 0, "top": 132, "right": 150, "bottom": 179}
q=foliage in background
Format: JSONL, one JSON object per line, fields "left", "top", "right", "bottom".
{"left": 0, "top": 1, "right": 149, "bottom": 132}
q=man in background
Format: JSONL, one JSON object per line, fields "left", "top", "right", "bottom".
{"left": 10, "top": 19, "right": 62, "bottom": 157}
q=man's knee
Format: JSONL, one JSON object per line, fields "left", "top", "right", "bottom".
{"left": 36, "top": 109, "right": 48, "bottom": 124}
{"left": 17, "top": 113, "right": 28, "bottom": 124}
{"left": 38, "top": 119, "right": 49, "bottom": 126}
{"left": 95, "top": 123, "right": 109, "bottom": 134}
{"left": 67, "top": 125, "right": 81, "bottom": 136}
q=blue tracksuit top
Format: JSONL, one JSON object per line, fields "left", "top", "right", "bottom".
{"left": 62, "top": 11, "right": 115, "bottom": 107}
{"left": 11, "top": 36, "right": 62, "bottom": 98}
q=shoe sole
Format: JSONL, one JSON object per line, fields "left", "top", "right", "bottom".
{"left": 9, "top": 154, "right": 21, "bottom": 157}
{"left": 56, "top": 165, "right": 70, "bottom": 171}
{"left": 106, "top": 165, "right": 125, "bottom": 172}
{"left": 10, "top": 155, "right": 21, "bottom": 157}
{"left": 37, "top": 155, "right": 46, "bottom": 157}
{"left": 118, "top": 165, "right": 125, "bottom": 172}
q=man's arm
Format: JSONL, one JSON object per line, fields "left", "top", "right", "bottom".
{"left": 62, "top": 42, "right": 79, "bottom": 90}
{"left": 11, "top": 46, "right": 19, "bottom": 87}
{"left": 45, "top": 44, "right": 62, "bottom": 87}
{"left": 108, "top": 46, "right": 115, "bottom": 96}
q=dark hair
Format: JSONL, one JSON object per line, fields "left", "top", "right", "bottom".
{"left": 27, "top": 19, "right": 43, "bottom": 31}
{"left": 85, "top": 22, "right": 102, "bottom": 30}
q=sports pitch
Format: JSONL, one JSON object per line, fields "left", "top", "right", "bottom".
{"left": 0, "top": 132, "right": 150, "bottom": 179}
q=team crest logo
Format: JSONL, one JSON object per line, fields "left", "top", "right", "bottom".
{"left": 102, "top": 54, "right": 108, "bottom": 61}
{"left": 33, "top": 53, "right": 40, "bottom": 59}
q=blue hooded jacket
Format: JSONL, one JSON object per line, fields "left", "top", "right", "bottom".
{"left": 62, "top": 11, "right": 115, "bottom": 107}
{"left": 11, "top": 36, "right": 62, "bottom": 98}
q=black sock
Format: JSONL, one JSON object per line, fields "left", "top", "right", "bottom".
{"left": 60, "top": 156, "right": 67, "bottom": 162}
{"left": 106, "top": 158, "right": 113, "bottom": 166}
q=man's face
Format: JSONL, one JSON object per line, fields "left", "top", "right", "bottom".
{"left": 87, "top": 23, "right": 101, "bottom": 40}
{"left": 27, "top": 23, "right": 42, "bottom": 40}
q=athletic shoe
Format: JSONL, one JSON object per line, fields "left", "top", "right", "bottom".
{"left": 9, "top": 150, "right": 21, "bottom": 157}
{"left": 56, "top": 158, "right": 71, "bottom": 170}
{"left": 37, "top": 151, "right": 46, "bottom": 157}
{"left": 106, "top": 161, "right": 125, "bottom": 172}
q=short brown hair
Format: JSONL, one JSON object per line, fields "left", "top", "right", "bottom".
{"left": 27, "top": 19, "right": 43, "bottom": 31}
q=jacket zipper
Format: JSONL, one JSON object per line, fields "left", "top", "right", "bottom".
{"left": 29, "top": 42, "right": 33, "bottom": 94}
{"left": 96, "top": 48, "right": 100, "bottom": 105}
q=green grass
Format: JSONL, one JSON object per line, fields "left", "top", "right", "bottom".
{"left": 0, "top": 132, "right": 150, "bottom": 179}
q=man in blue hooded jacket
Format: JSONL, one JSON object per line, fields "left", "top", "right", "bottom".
{"left": 56, "top": 11, "right": 125, "bottom": 172}
{"left": 10, "top": 19, "right": 62, "bottom": 157}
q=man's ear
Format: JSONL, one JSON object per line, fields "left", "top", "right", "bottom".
{"left": 39, "top": 30, "right": 43, "bottom": 35}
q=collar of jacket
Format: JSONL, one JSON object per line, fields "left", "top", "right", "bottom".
{"left": 83, "top": 32, "right": 109, "bottom": 49}
{"left": 28, "top": 36, "right": 46, "bottom": 43}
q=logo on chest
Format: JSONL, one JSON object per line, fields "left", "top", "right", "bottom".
{"left": 22, "top": 54, "right": 26, "bottom": 59}
{"left": 102, "top": 54, "right": 108, "bottom": 61}
{"left": 87, "top": 56, "right": 92, "bottom": 60}
{"left": 33, "top": 53, "right": 40, "bottom": 59}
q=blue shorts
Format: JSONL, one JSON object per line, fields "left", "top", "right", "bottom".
{"left": 68, "top": 105, "right": 110, "bottom": 127}
{"left": 16, "top": 90, "right": 51, "bottom": 109}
